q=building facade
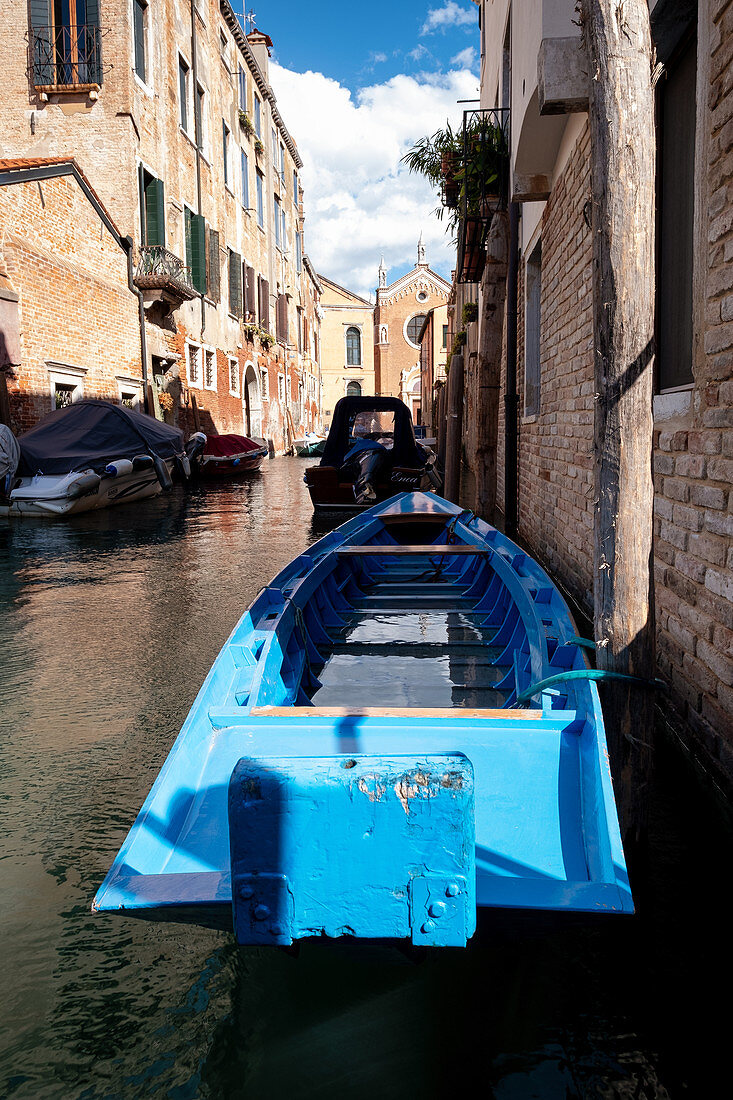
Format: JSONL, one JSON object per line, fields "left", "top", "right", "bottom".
{"left": 373, "top": 245, "right": 451, "bottom": 424}
{"left": 1, "top": 1, "right": 321, "bottom": 450}
{"left": 318, "top": 275, "right": 375, "bottom": 432}
{"left": 462, "top": 0, "right": 732, "bottom": 786}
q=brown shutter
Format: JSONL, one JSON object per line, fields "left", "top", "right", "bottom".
{"left": 259, "top": 276, "right": 270, "bottom": 330}
{"left": 277, "top": 293, "right": 288, "bottom": 344}
{"left": 246, "top": 265, "right": 256, "bottom": 318}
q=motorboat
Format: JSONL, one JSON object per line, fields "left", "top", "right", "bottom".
{"left": 304, "top": 396, "right": 441, "bottom": 511}
{"left": 94, "top": 491, "right": 633, "bottom": 948}
{"left": 198, "top": 434, "right": 268, "bottom": 476}
{"left": 293, "top": 432, "right": 326, "bottom": 457}
{"left": 0, "top": 400, "right": 205, "bottom": 517}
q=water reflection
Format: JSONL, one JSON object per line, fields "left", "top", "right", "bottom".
{"left": 0, "top": 458, "right": 731, "bottom": 1098}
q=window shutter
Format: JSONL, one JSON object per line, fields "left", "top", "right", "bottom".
{"left": 29, "top": 1, "right": 54, "bottom": 85}
{"left": 206, "top": 228, "right": 220, "bottom": 302}
{"left": 277, "top": 294, "right": 288, "bottom": 344}
{"left": 85, "top": 0, "right": 101, "bottom": 27}
{"left": 133, "top": 0, "right": 146, "bottom": 82}
{"left": 259, "top": 277, "right": 270, "bottom": 330}
{"left": 229, "top": 251, "right": 242, "bottom": 318}
{"left": 144, "top": 176, "right": 165, "bottom": 248}
{"left": 246, "top": 265, "right": 256, "bottom": 318}
{"left": 190, "top": 213, "right": 206, "bottom": 294}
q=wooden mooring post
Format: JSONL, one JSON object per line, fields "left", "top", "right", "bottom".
{"left": 444, "top": 353, "right": 464, "bottom": 504}
{"left": 475, "top": 210, "right": 509, "bottom": 523}
{"left": 582, "top": 0, "right": 656, "bottom": 854}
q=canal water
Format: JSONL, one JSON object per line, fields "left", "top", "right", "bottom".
{"left": 1, "top": 458, "right": 730, "bottom": 1099}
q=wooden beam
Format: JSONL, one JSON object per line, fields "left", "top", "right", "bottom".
{"left": 250, "top": 706, "right": 543, "bottom": 720}
{"left": 337, "top": 544, "right": 488, "bottom": 556}
{"left": 582, "top": 0, "right": 656, "bottom": 851}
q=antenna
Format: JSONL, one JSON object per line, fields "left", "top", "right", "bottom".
{"left": 245, "top": 8, "right": 257, "bottom": 32}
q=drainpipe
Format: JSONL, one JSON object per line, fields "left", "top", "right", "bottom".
{"left": 191, "top": 0, "right": 205, "bottom": 335}
{"left": 122, "top": 236, "right": 151, "bottom": 414}
{"left": 504, "top": 201, "right": 519, "bottom": 537}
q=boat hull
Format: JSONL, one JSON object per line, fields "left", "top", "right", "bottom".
{"left": 94, "top": 491, "right": 632, "bottom": 945}
{"left": 0, "top": 466, "right": 166, "bottom": 517}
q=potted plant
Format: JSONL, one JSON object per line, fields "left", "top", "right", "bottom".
{"left": 239, "top": 110, "right": 254, "bottom": 136}
{"left": 254, "top": 137, "right": 264, "bottom": 157}
{"left": 462, "top": 302, "right": 478, "bottom": 324}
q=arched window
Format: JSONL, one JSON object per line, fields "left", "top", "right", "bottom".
{"left": 346, "top": 326, "right": 362, "bottom": 366}
{"left": 346, "top": 380, "right": 362, "bottom": 397}
{"left": 406, "top": 314, "right": 428, "bottom": 347}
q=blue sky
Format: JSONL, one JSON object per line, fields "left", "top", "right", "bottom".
{"left": 230, "top": 0, "right": 479, "bottom": 93}
{"left": 229, "top": 1, "right": 481, "bottom": 296}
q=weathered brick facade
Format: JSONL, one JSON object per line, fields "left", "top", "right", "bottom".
{"left": 0, "top": 164, "right": 142, "bottom": 433}
{"left": 1, "top": 1, "right": 321, "bottom": 451}
{"left": 468, "top": 0, "right": 733, "bottom": 790}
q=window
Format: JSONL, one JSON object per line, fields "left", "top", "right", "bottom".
{"left": 295, "top": 231, "right": 302, "bottom": 273}
{"left": 346, "top": 326, "right": 362, "bottom": 366}
{"left": 32, "top": 0, "right": 104, "bottom": 87}
{"left": 228, "top": 248, "right": 242, "bottom": 318}
{"left": 346, "top": 381, "right": 362, "bottom": 397}
{"left": 133, "top": 0, "right": 147, "bottom": 83}
{"left": 271, "top": 127, "right": 277, "bottom": 161}
{"left": 406, "top": 314, "right": 427, "bottom": 347}
{"left": 184, "top": 206, "right": 206, "bottom": 294}
{"left": 260, "top": 368, "right": 268, "bottom": 399}
{"left": 48, "top": 363, "right": 85, "bottom": 408}
{"left": 442, "top": 324, "right": 449, "bottom": 349}
{"left": 279, "top": 144, "right": 286, "bottom": 185}
{"left": 657, "top": 33, "right": 696, "bottom": 390}
{"left": 187, "top": 342, "right": 201, "bottom": 387}
{"left": 253, "top": 94, "right": 262, "bottom": 136}
{"left": 222, "top": 120, "right": 231, "bottom": 189}
{"left": 204, "top": 349, "right": 216, "bottom": 390}
{"left": 524, "top": 239, "right": 542, "bottom": 417}
{"left": 194, "top": 83, "right": 205, "bottom": 151}
{"left": 117, "top": 376, "right": 142, "bottom": 409}
{"left": 280, "top": 205, "right": 287, "bottom": 253}
{"left": 293, "top": 169, "right": 299, "bottom": 205}
{"left": 178, "top": 56, "right": 190, "bottom": 133}
{"left": 277, "top": 373, "right": 286, "bottom": 403}
{"left": 229, "top": 357, "right": 240, "bottom": 396}
{"left": 219, "top": 29, "right": 229, "bottom": 69}
{"left": 256, "top": 169, "right": 264, "bottom": 228}
{"left": 274, "top": 195, "right": 282, "bottom": 249}
{"left": 241, "top": 149, "right": 249, "bottom": 208}
{"left": 238, "top": 64, "right": 247, "bottom": 111}
{"left": 138, "top": 166, "right": 165, "bottom": 247}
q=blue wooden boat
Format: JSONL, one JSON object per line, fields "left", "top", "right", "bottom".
{"left": 93, "top": 492, "right": 632, "bottom": 947}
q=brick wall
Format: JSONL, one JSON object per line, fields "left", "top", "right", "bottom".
{"left": 0, "top": 173, "right": 141, "bottom": 433}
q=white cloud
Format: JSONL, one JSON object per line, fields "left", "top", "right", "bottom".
{"left": 270, "top": 63, "right": 478, "bottom": 298}
{"left": 421, "top": 2, "right": 476, "bottom": 36}
{"left": 450, "top": 46, "right": 477, "bottom": 70}
{"left": 370, "top": 51, "right": 388, "bottom": 64}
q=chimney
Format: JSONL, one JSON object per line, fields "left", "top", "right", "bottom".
{"left": 247, "top": 28, "right": 273, "bottom": 82}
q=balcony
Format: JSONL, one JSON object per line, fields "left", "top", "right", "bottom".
{"left": 452, "top": 108, "right": 510, "bottom": 283}
{"left": 31, "top": 24, "right": 103, "bottom": 92}
{"left": 134, "top": 247, "right": 198, "bottom": 313}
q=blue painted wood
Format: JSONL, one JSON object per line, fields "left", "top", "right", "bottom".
{"left": 229, "top": 753, "right": 475, "bottom": 946}
{"left": 93, "top": 491, "right": 634, "bottom": 944}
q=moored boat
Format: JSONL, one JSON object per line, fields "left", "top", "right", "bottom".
{"left": 304, "top": 395, "right": 441, "bottom": 511}
{"left": 199, "top": 433, "right": 269, "bottom": 476}
{"left": 293, "top": 432, "right": 325, "bottom": 457}
{"left": 94, "top": 491, "right": 633, "bottom": 947}
{"left": 0, "top": 400, "right": 205, "bottom": 518}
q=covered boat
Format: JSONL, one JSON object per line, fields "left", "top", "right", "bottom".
{"left": 94, "top": 491, "right": 632, "bottom": 948}
{"left": 0, "top": 400, "right": 205, "bottom": 517}
{"left": 304, "top": 396, "right": 441, "bottom": 511}
{"left": 293, "top": 432, "right": 325, "bottom": 457}
{"left": 199, "top": 433, "right": 268, "bottom": 476}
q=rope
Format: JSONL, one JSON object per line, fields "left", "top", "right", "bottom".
{"left": 515, "top": 668, "right": 666, "bottom": 705}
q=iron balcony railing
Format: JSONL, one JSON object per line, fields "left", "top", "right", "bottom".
{"left": 455, "top": 107, "right": 510, "bottom": 283}
{"left": 31, "top": 24, "right": 103, "bottom": 88}
{"left": 134, "top": 246, "right": 197, "bottom": 299}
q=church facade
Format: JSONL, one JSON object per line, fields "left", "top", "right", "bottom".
{"left": 373, "top": 242, "right": 451, "bottom": 424}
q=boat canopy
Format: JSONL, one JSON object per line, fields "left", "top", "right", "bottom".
{"left": 204, "top": 434, "right": 264, "bottom": 458}
{"left": 17, "top": 400, "right": 185, "bottom": 476}
{"left": 320, "top": 396, "right": 425, "bottom": 468}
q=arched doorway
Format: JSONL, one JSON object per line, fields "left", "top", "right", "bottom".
{"left": 243, "top": 362, "right": 262, "bottom": 437}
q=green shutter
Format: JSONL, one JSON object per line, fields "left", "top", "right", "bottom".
{"left": 229, "top": 251, "right": 242, "bottom": 318}
{"left": 245, "top": 264, "right": 256, "bottom": 318}
{"left": 30, "top": 0, "right": 53, "bottom": 85}
{"left": 144, "top": 176, "right": 165, "bottom": 248}
{"left": 207, "top": 228, "right": 220, "bottom": 303}
{"left": 190, "top": 213, "right": 206, "bottom": 294}
{"left": 85, "top": 0, "right": 101, "bottom": 27}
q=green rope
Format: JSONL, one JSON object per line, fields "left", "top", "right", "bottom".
{"left": 515, "top": 668, "right": 666, "bottom": 705}
{"left": 566, "top": 636, "right": 595, "bottom": 650}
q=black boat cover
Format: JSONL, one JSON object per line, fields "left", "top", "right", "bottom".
{"left": 320, "top": 396, "right": 425, "bottom": 468}
{"left": 17, "top": 400, "right": 185, "bottom": 476}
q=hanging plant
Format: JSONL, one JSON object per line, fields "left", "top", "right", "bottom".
{"left": 453, "top": 330, "right": 467, "bottom": 352}
{"left": 254, "top": 137, "right": 265, "bottom": 156}
{"left": 462, "top": 302, "right": 478, "bottom": 324}
{"left": 239, "top": 110, "right": 254, "bottom": 136}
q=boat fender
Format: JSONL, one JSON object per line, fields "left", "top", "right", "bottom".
{"left": 66, "top": 472, "right": 102, "bottom": 499}
{"left": 132, "top": 454, "right": 154, "bottom": 470}
{"left": 152, "top": 454, "right": 173, "bottom": 492}
{"left": 103, "top": 458, "right": 134, "bottom": 479}
{"left": 175, "top": 452, "right": 192, "bottom": 479}
{"left": 232, "top": 458, "right": 240, "bottom": 467}
{"left": 185, "top": 432, "right": 207, "bottom": 461}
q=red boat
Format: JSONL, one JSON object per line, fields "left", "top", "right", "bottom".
{"left": 199, "top": 434, "right": 269, "bottom": 476}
